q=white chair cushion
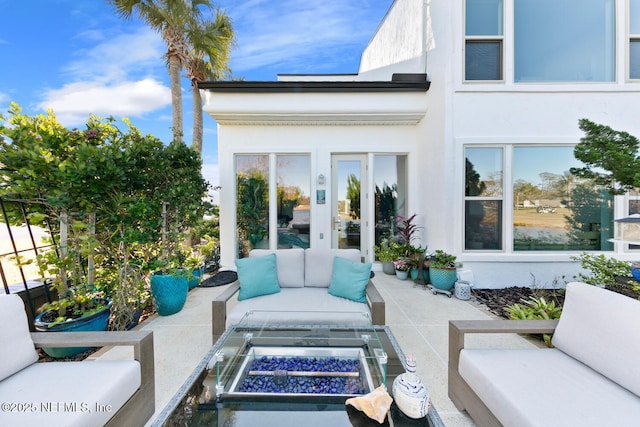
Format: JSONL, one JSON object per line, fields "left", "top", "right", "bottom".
{"left": 250, "top": 248, "right": 305, "bottom": 288}
{"left": 0, "top": 360, "right": 140, "bottom": 427}
{"left": 552, "top": 282, "right": 640, "bottom": 396}
{"left": 0, "top": 295, "right": 38, "bottom": 381}
{"left": 459, "top": 348, "right": 640, "bottom": 427}
{"left": 226, "top": 287, "right": 370, "bottom": 328}
{"left": 304, "top": 249, "right": 361, "bottom": 287}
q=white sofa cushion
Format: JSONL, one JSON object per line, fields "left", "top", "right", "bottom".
{"left": 0, "top": 295, "right": 38, "bottom": 382}
{"left": 459, "top": 348, "right": 640, "bottom": 427}
{"left": 552, "top": 282, "right": 640, "bottom": 396}
{"left": 250, "top": 248, "right": 305, "bottom": 288}
{"left": 0, "top": 360, "right": 141, "bottom": 427}
{"left": 225, "top": 287, "right": 371, "bottom": 328}
{"left": 304, "top": 249, "right": 361, "bottom": 287}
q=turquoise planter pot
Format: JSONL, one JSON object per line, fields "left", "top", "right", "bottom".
{"left": 430, "top": 268, "right": 457, "bottom": 291}
{"left": 188, "top": 266, "right": 204, "bottom": 289}
{"left": 34, "top": 299, "right": 112, "bottom": 358}
{"left": 410, "top": 268, "right": 430, "bottom": 282}
{"left": 151, "top": 272, "right": 189, "bottom": 316}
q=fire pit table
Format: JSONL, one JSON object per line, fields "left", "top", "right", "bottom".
{"left": 153, "top": 311, "right": 445, "bottom": 426}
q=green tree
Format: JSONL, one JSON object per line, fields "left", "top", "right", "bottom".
{"left": 0, "top": 103, "right": 210, "bottom": 326}
{"left": 346, "top": 174, "right": 361, "bottom": 219}
{"left": 185, "top": 9, "right": 234, "bottom": 153}
{"left": 110, "top": 0, "right": 214, "bottom": 142}
{"left": 571, "top": 118, "right": 640, "bottom": 194}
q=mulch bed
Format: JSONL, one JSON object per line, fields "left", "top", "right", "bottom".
{"left": 472, "top": 278, "right": 640, "bottom": 319}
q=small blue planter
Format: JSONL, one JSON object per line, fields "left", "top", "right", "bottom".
{"left": 410, "top": 268, "right": 430, "bottom": 282}
{"left": 188, "top": 266, "right": 204, "bottom": 289}
{"left": 34, "top": 299, "right": 112, "bottom": 358}
{"left": 151, "top": 271, "right": 189, "bottom": 316}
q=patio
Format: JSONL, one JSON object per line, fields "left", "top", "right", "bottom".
{"left": 92, "top": 272, "right": 540, "bottom": 427}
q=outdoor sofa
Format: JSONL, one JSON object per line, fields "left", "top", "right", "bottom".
{"left": 212, "top": 248, "right": 385, "bottom": 341}
{"left": 449, "top": 281, "right": 640, "bottom": 427}
{"left": 0, "top": 294, "right": 155, "bottom": 427}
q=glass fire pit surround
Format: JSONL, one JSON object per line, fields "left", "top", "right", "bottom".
{"left": 154, "top": 311, "right": 445, "bottom": 427}
{"left": 208, "top": 311, "right": 388, "bottom": 401}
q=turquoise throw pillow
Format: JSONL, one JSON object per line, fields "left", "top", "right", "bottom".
{"left": 328, "top": 256, "right": 371, "bottom": 303}
{"left": 235, "top": 254, "right": 280, "bottom": 301}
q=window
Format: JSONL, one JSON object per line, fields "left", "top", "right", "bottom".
{"left": 631, "top": 0, "right": 640, "bottom": 79}
{"left": 512, "top": 147, "right": 613, "bottom": 251}
{"left": 465, "top": 147, "right": 503, "bottom": 250}
{"left": 464, "top": 146, "right": 615, "bottom": 252}
{"left": 373, "top": 155, "right": 408, "bottom": 248}
{"left": 236, "top": 155, "right": 269, "bottom": 257}
{"left": 277, "top": 155, "right": 311, "bottom": 249}
{"left": 465, "top": 0, "right": 503, "bottom": 81}
{"left": 514, "top": 0, "right": 615, "bottom": 82}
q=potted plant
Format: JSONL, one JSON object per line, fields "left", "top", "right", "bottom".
{"left": 393, "top": 259, "right": 411, "bottom": 280}
{"left": 33, "top": 216, "right": 112, "bottom": 358}
{"left": 407, "top": 249, "right": 430, "bottom": 283}
{"left": 429, "top": 250, "right": 458, "bottom": 291}
{"left": 395, "top": 214, "right": 423, "bottom": 257}
{"left": 374, "top": 239, "right": 399, "bottom": 274}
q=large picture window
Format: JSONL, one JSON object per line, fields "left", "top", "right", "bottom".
{"left": 513, "top": 146, "right": 613, "bottom": 251}
{"left": 465, "top": 0, "right": 503, "bottom": 81}
{"left": 464, "top": 146, "right": 615, "bottom": 252}
{"left": 514, "top": 0, "right": 615, "bottom": 82}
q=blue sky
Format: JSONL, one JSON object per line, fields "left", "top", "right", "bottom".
{"left": 0, "top": 0, "right": 393, "bottom": 194}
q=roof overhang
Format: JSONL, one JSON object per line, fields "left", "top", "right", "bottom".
{"left": 198, "top": 74, "right": 430, "bottom": 126}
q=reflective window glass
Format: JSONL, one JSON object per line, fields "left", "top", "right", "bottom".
{"left": 236, "top": 155, "right": 269, "bottom": 257}
{"left": 513, "top": 146, "right": 614, "bottom": 251}
{"left": 276, "top": 155, "right": 311, "bottom": 249}
{"left": 466, "top": 0, "right": 503, "bottom": 35}
{"left": 466, "top": 42, "right": 502, "bottom": 80}
{"left": 631, "top": 40, "right": 640, "bottom": 79}
{"left": 465, "top": 147, "right": 503, "bottom": 197}
{"left": 374, "top": 155, "right": 408, "bottom": 248}
{"left": 514, "top": 0, "right": 615, "bottom": 82}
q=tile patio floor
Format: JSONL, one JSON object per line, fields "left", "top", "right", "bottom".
{"left": 95, "top": 271, "right": 540, "bottom": 427}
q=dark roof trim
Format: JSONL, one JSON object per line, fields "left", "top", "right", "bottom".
{"left": 198, "top": 73, "right": 430, "bottom": 93}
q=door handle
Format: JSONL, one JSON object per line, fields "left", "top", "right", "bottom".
{"left": 333, "top": 216, "right": 341, "bottom": 230}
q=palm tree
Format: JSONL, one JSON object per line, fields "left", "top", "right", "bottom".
{"left": 110, "top": 0, "right": 213, "bottom": 142}
{"left": 185, "top": 10, "right": 234, "bottom": 153}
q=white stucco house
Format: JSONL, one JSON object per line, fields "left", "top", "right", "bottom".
{"left": 200, "top": 0, "right": 640, "bottom": 288}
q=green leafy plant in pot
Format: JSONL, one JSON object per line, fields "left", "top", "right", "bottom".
{"left": 374, "top": 239, "right": 399, "bottom": 275}
{"left": 429, "top": 250, "right": 458, "bottom": 291}
{"left": 33, "top": 215, "right": 112, "bottom": 358}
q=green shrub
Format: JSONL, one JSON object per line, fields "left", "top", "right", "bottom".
{"left": 505, "top": 297, "right": 562, "bottom": 347}
{"left": 571, "top": 252, "right": 631, "bottom": 286}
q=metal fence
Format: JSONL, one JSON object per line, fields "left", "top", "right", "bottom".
{"left": 0, "top": 197, "right": 57, "bottom": 326}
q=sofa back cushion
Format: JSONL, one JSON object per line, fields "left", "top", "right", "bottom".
{"left": 0, "top": 294, "right": 38, "bottom": 381}
{"left": 304, "top": 249, "right": 361, "bottom": 287}
{"left": 552, "top": 281, "right": 640, "bottom": 396}
{"left": 250, "top": 248, "right": 305, "bottom": 288}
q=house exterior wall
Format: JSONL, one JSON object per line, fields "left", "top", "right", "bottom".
{"left": 204, "top": 0, "right": 640, "bottom": 287}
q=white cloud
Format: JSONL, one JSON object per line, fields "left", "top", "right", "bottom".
{"left": 36, "top": 25, "right": 172, "bottom": 126}
{"left": 221, "top": 0, "right": 385, "bottom": 74}
{"left": 38, "top": 79, "right": 171, "bottom": 126}
{"left": 63, "top": 27, "right": 165, "bottom": 83}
